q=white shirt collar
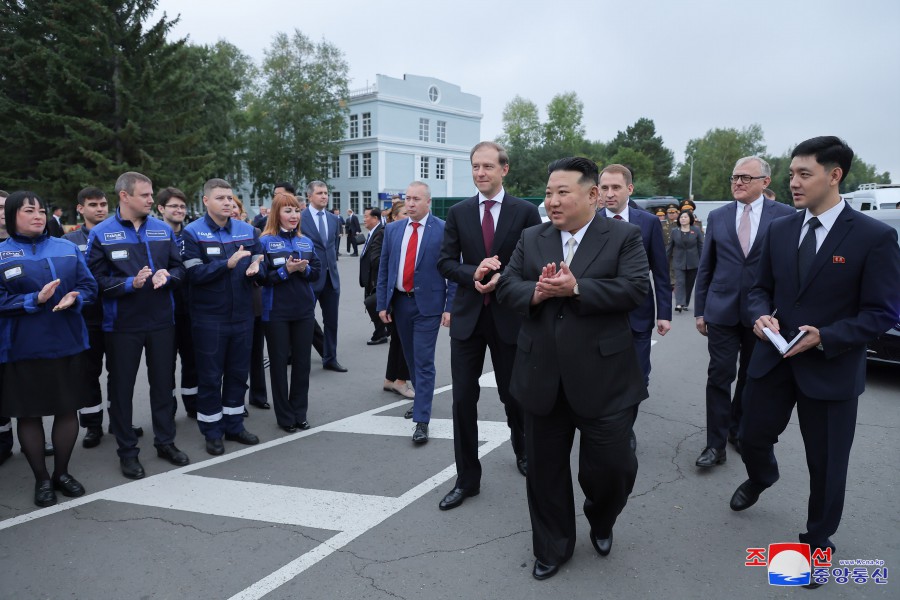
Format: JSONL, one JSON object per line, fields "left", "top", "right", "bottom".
{"left": 804, "top": 199, "right": 845, "bottom": 233}
{"left": 478, "top": 187, "right": 505, "bottom": 205}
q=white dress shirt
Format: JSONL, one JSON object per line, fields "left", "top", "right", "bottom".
{"left": 800, "top": 200, "right": 845, "bottom": 251}
{"left": 478, "top": 187, "right": 505, "bottom": 232}
{"left": 559, "top": 215, "right": 596, "bottom": 261}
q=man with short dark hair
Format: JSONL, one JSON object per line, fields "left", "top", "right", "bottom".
{"left": 359, "top": 206, "right": 387, "bottom": 345}
{"left": 731, "top": 137, "right": 900, "bottom": 572}
{"left": 496, "top": 157, "right": 649, "bottom": 579}
{"left": 345, "top": 208, "right": 361, "bottom": 256}
{"left": 183, "top": 178, "right": 264, "bottom": 455}
{"left": 87, "top": 172, "right": 189, "bottom": 478}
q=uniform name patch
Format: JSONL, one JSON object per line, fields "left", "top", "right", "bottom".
{"left": 3, "top": 266, "right": 23, "bottom": 280}
{"left": 104, "top": 231, "right": 126, "bottom": 242}
{"left": 77, "top": 244, "right": 88, "bottom": 253}
{"left": 111, "top": 250, "right": 129, "bottom": 260}
{"left": 273, "top": 257, "right": 286, "bottom": 266}
{"left": 146, "top": 230, "right": 168, "bottom": 238}
{"left": 205, "top": 246, "right": 222, "bottom": 256}
{"left": 0, "top": 250, "right": 25, "bottom": 260}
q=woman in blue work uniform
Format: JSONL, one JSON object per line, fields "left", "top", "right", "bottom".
{"left": 259, "top": 193, "right": 321, "bottom": 432}
{"left": 0, "top": 191, "right": 97, "bottom": 506}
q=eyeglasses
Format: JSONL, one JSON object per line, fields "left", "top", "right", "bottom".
{"left": 729, "top": 174, "right": 767, "bottom": 184}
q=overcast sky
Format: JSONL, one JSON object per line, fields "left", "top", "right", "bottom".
{"left": 153, "top": 0, "right": 900, "bottom": 183}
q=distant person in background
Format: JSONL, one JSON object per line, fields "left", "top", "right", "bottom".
{"left": 382, "top": 201, "right": 414, "bottom": 399}
{"left": 345, "top": 208, "right": 361, "bottom": 256}
{"left": 762, "top": 188, "right": 776, "bottom": 200}
{"left": 47, "top": 205, "right": 65, "bottom": 237}
{"left": 252, "top": 205, "right": 269, "bottom": 230}
{"left": 360, "top": 206, "right": 387, "bottom": 345}
{"left": 667, "top": 209, "right": 704, "bottom": 313}
{"left": 333, "top": 208, "right": 345, "bottom": 257}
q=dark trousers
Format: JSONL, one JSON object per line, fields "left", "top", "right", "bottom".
{"left": 740, "top": 361, "right": 858, "bottom": 547}
{"left": 174, "top": 311, "right": 198, "bottom": 413}
{"left": 392, "top": 293, "right": 440, "bottom": 423}
{"left": 79, "top": 326, "right": 106, "bottom": 428}
{"left": 193, "top": 319, "right": 252, "bottom": 440}
{"left": 0, "top": 369, "right": 8, "bottom": 452}
{"left": 105, "top": 327, "right": 177, "bottom": 458}
{"left": 264, "top": 318, "right": 314, "bottom": 427}
{"left": 674, "top": 268, "right": 698, "bottom": 306}
{"left": 704, "top": 322, "right": 755, "bottom": 450}
{"left": 312, "top": 320, "right": 324, "bottom": 357}
{"left": 346, "top": 234, "right": 359, "bottom": 254}
{"left": 450, "top": 306, "right": 524, "bottom": 490}
{"left": 525, "top": 391, "right": 637, "bottom": 565}
{"left": 365, "top": 288, "right": 387, "bottom": 340}
{"left": 249, "top": 317, "right": 268, "bottom": 405}
{"left": 384, "top": 321, "right": 410, "bottom": 381}
{"left": 316, "top": 274, "right": 340, "bottom": 366}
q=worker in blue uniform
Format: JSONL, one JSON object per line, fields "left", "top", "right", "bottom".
{"left": 182, "top": 178, "right": 264, "bottom": 456}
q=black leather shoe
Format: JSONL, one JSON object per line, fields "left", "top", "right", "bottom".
{"left": 120, "top": 456, "right": 145, "bottom": 480}
{"left": 404, "top": 408, "right": 413, "bottom": 419}
{"left": 206, "top": 438, "right": 225, "bottom": 455}
{"left": 250, "top": 401, "right": 271, "bottom": 410}
{"left": 280, "top": 424, "right": 298, "bottom": 433}
{"left": 695, "top": 447, "right": 726, "bottom": 468}
{"left": 44, "top": 442, "right": 54, "bottom": 456}
{"left": 156, "top": 444, "right": 190, "bottom": 466}
{"left": 532, "top": 560, "right": 559, "bottom": 581}
{"left": 225, "top": 430, "right": 260, "bottom": 445}
{"left": 82, "top": 427, "right": 103, "bottom": 449}
{"left": 34, "top": 480, "right": 57, "bottom": 507}
{"left": 297, "top": 421, "right": 311, "bottom": 430}
{"left": 439, "top": 487, "right": 480, "bottom": 510}
{"left": 590, "top": 529, "right": 613, "bottom": 556}
{"left": 133, "top": 425, "right": 144, "bottom": 437}
{"left": 323, "top": 361, "right": 348, "bottom": 373}
{"left": 730, "top": 479, "right": 767, "bottom": 511}
{"left": 242, "top": 407, "right": 249, "bottom": 417}
{"left": 629, "top": 429, "right": 637, "bottom": 452}
{"left": 802, "top": 582, "right": 823, "bottom": 589}
{"left": 516, "top": 456, "right": 527, "bottom": 477}
{"left": 0, "top": 448, "right": 11, "bottom": 466}
{"left": 367, "top": 336, "right": 388, "bottom": 346}
{"left": 412, "top": 423, "right": 428, "bottom": 444}
{"left": 53, "top": 473, "right": 86, "bottom": 497}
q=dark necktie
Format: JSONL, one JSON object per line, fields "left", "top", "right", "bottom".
{"left": 481, "top": 200, "right": 496, "bottom": 305}
{"left": 402, "top": 222, "right": 420, "bottom": 292}
{"left": 613, "top": 214, "right": 623, "bottom": 221}
{"left": 798, "top": 217, "right": 821, "bottom": 284}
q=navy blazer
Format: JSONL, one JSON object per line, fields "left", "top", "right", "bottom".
{"left": 600, "top": 207, "right": 672, "bottom": 330}
{"left": 300, "top": 207, "right": 341, "bottom": 294}
{"left": 694, "top": 199, "right": 795, "bottom": 326}
{"left": 747, "top": 205, "right": 900, "bottom": 400}
{"left": 376, "top": 214, "right": 455, "bottom": 317}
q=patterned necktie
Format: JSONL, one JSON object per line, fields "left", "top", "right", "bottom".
{"left": 481, "top": 200, "right": 496, "bottom": 305}
{"left": 564, "top": 237, "right": 577, "bottom": 265}
{"left": 798, "top": 217, "right": 821, "bottom": 284}
{"left": 738, "top": 203, "right": 752, "bottom": 257}
{"left": 613, "top": 214, "right": 623, "bottom": 221}
{"left": 402, "top": 222, "right": 420, "bottom": 292}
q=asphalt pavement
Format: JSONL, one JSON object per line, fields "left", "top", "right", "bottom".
{"left": 1, "top": 251, "right": 897, "bottom": 599}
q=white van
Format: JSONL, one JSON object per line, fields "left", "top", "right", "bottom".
{"left": 842, "top": 183, "right": 900, "bottom": 211}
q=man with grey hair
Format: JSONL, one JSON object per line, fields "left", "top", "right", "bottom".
{"left": 693, "top": 157, "right": 795, "bottom": 469}
{"left": 301, "top": 180, "right": 347, "bottom": 371}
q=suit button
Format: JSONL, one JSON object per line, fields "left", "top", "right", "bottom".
{"left": 557, "top": 313, "right": 564, "bottom": 319}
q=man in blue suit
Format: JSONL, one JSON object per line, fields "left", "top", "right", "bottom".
{"left": 301, "top": 180, "right": 347, "bottom": 372}
{"left": 377, "top": 181, "right": 454, "bottom": 444}
{"left": 693, "top": 157, "right": 795, "bottom": 468}
{"left": 730, "top": 137, "right": 900, "bottom": 570}
{"left": 598, "top": 164, "right": 672, "bottom": 449}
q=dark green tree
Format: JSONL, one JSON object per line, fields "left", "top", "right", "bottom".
{"left": 676, "top": 125, "right": 766, "bottom": 200}
{"left": 605, "top": 118, "right": 674, "bottom": 193}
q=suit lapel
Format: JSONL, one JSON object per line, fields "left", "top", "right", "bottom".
{"left": 538, "top": 225, "right": 564, "bottom": 266}
{"left": 724, "top": 201, "right": 741, "bottom": 254}
{"left": 491, "top": 199, "right": 515, "bottom": 255}
{"left": 305, "top": 208, "right": 325, "bottom": 245}
{"left": 798, "top": 206, "right": 855, "bottom": 296}
{"left": 748, "top": 200, "right": 775, "bottom": 257}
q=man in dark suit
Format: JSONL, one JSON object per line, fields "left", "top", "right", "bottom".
{"left": 730, "top": 137, "right": 900, "bottom": 569}
{"left": 301, "top": 180, "right": 347, "bottom": 372}
{"left": 436, "top": 141, "right": 541, "bottom": 511}
{"left": 598, "top": 164, "right": 672, "bottom": 450}
{"left": 377, "top": 182, "right": 454, "bottom": 445}
{"left": 693, "top": 156, "right": 795, "bottom": 468}
{"left": 496, "top": 157, "right": 649, "bottom": 580}
{"left": 345, "top": 209, "right": 361, "bottom": 256}
{"left": 359, "top": 206, "right": 387, "bottom": 345}
{"left": 47, "top": 205, "right": 65, "bottom": 237}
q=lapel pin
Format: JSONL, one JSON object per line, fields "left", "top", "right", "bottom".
{"left": 832, "top": 256, "right": 845, "bottom": 263}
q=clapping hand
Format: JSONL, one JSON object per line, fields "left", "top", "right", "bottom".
{"left": 228, "top": 245, "right": 251, "bottom": 269}
{"left": 53, "top": 291, "right": 80, "bottom": 312}
{"left": 245, "top": 255, "right": 263, "bottom": 277}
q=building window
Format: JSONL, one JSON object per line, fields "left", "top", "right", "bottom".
{"left": 362, "top": 152, "right": 372, "bottom": 177}
{"left": 349, "top": 114, "right": 358, "bottom": 139}
{"left": 428, "top": 85, "right": 440, "bottom": 103}
{"left": 419, "top": 118, "right": 429, "bottom": 142}
{"left": 435, "top": 158, "right": 445, "bottom": 180}
{"left": 329, "top": 155, "right": 340, "bottom": 179}
{"left": 420, "top": 156, "right": 429, "bottom": 179}
{"left": 349, "top": 191, "right": 359, "bottom": 215}
{"left": 332, "top": 191, "right": 340, "bottom": 210}
{"left": 362, "top": 191, "right": 372, "bottom": 208}
{"left": 362, "top": 112, "right": 371, "bottom": 137}
{"left": 436, "top": 120, "right": 446, "bottom": 144}
{"left": 350, "top": 153, "right": 359, "bottom": 178}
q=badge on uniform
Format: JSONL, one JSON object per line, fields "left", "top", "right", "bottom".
{"left": 832, "top": 256, "right": 846, "bottom": 264}
{"left": 111, "top": 250, "right": 129, "bottom": 260}
{"left": 206, "top": 246, "right": 222, "bottom": 256}
{"left": 3, "top": 266, "right": 23, "bottom": 280}
{"left": 273, "top": 257, "right": 286, "bottom": 266}
{"left": 0, "top": 249, "right": 25, "bottom": 260}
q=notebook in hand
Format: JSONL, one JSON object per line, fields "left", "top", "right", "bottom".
{"left": 763, "top": 327, "right": 808, "bottom": 356}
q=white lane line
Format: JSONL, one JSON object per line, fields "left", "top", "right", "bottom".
{"left": 325, "top": 414, "right": 511, "bottom": 443}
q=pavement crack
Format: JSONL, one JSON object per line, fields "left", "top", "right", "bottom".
{"left": 639, "top": 408, "right": 704, "bottom": 430}
{"left": 344, "top": 528, "right": 530, "bottom": 565}
{"left": 630, "top": 429, "right": 704, "bottom": 500}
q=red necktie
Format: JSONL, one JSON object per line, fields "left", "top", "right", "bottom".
{"left": 481, "top": 200, "right": 496, "bottom": 305}
{"left": 614, "top": 214, "right": 623, "bottom": 220}
{"left": 402, "top": 222, "right": 420, "bottom": 292}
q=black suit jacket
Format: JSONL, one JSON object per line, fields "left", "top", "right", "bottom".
{"left": 47, "top": 216, "right": 64, "bottom": 238}
{"left": 346, "top": 214, "right": 361, "bottom": 235}
{"left": 496, "top": 217, "right": 650, "bottom": 418}
{"left": 438, "top": 194, "right": 541, "bottom": 344}
{"left": 358, "top": 223, "right": 384, "bottom": 290}
{"left": 747, "top": 204, "right": 900, "bottom": 400}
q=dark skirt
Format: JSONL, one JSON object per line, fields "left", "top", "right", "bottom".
{"left": 0, "top": 354, "right": 88, "bottom": 418}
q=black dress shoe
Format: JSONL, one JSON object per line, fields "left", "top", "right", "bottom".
{"left": 280, "top": 424, "right": 298, "bottom": 433}
{"left": 439, "top": 487, "right": 480, "bottom": 510}
{"left": 0, "top": 448, "right": 12, "bottom": 466}
{"left": 404, "top": 408, "right": 414, "bottom": 419}
{"left": 120, "top": 456, "right": 146, "bottom": 480}
{"left": 412, "top": 423, "right": 428, "bottom": 444}
{"left": 34, "top": 480, "right": 57, "bottom": 507}
{"left": 242, "top": 407, "right": 249, "bottom": 417}
{"left": 367, "top": 336, "right": 388, "bottom": 346}
{"left": 516, "top": 456, "right": 527, "bottom": 477}
{"left": 206, "top": 438, "right": 225, "bottom": 456}
{"left": 82, "top": 427, "right": 103, "bottom": 448}
{"left": 802, "top": 581, "right": 823, "bottom": 589}
{"left": 225, "top": 430, "right": 260, "bottom": 445}
{"left": 52, "top": 473, "right": 86, "bottom": 497}
{"left": 133, "top": 425, "right": 144, "bottom": 437}
{"left": 730, "top": 479, "right": 767, "bottom": 511}
{"left": 590, "top": 529, "right": 613, "bottom": 556}
{"left": 297, "top": 421, "right": 311, "bottom": 430}
{"left": 44, "top": 442, "right": 54, "bottom": 456}
{"left": 250, "top": 401, "right": 271, "bottom": 410}
{"left": 156, "top": 444, "right": 190, "bottom": 466}
{"left": 695, "top": 446, "right": 726, "bottom": 468}
{"left": 323, "top": 361, "right": 348, "bottom": 373}
{"left": 532, "top": 559, "right": 559, "bottom": 581}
